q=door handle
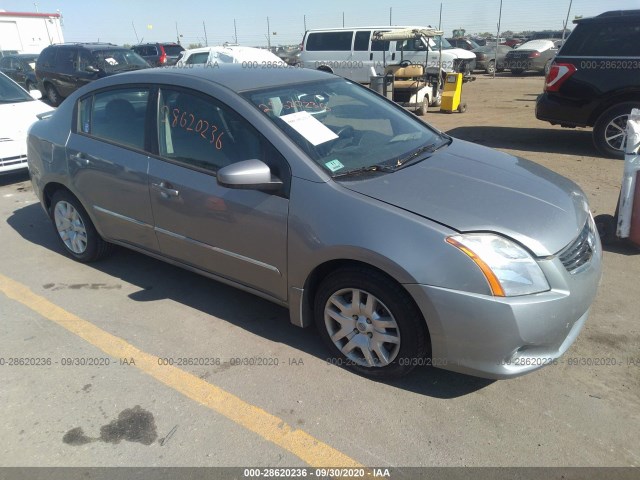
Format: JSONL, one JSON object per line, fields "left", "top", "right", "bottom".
{"left": 370, "top": 53, "right": 373, "bottom": 61}
{"left": 69, "top": 153, "right": 90, "bottom": 166}
{"left": 392, "top": 53, "right": 396, "bottom": 61}
{"left": 152, "top": 181, "right": 180, "bottom": 198}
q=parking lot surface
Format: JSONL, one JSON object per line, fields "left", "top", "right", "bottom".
{"left": 1, "top": 74, "right": 639, "bottom": 470}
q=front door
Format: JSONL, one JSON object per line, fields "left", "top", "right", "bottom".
{"left": 148, "top": 87, "right": 289, "bottom": 301}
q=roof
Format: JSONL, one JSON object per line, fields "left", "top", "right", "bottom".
{"left": 45, "top": 43, "right": 128, "bottom": 51}
{"left": 575, "top": 9, "right": 640, "bottom": 24}
{"left": 305, "top": 25, "right": 440, "bottom": 33}
{"left": 181, "top": 45, "right": 284, "bottom": 64}
{"left": 0, "top": 11, "right": 60, "bottom": 18}
{"left": 109, "top": 64, "right": 332, "bottom": 93}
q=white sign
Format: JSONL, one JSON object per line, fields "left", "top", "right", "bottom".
{"left": 279, "top": 111, "right": 338, "bottom": 146}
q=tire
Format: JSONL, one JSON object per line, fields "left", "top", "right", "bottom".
{"left": 510, "top": 68, "right": 524, "bottom": 75}
{"left": 416, "top": 97, "right": 428, "bottom": 116}
{"left": 485, "top": 60, "right": 495, "bottom": 75}
{"left": 593, "top": 102, "right": 640, "bottom": 158}
{"left": 594, "top": 214, "right": 617, "bottom": 245}
{"left": 45, "top": 83, "right": 62, "bottom": 106}
{"left": 49, "top": 190, "right": 114, "bottom": 262}
{"left": 314, "top": 267, "right": 429, "bottom": 379}
{"left": 457, "top": 102, "right": 467, "bottom": 113}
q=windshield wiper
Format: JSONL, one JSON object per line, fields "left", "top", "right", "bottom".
{"left": 332, "top": 164, "right": 395, "bottom": 178}
{"left": 394, "top": 138, "right": 452, "bottom": 170}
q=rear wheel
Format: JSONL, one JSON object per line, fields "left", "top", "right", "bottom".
{"left": 593, "top": 102, "right": 640, "bottom": 158}
{"left": 314, "top": 267, "right": 428, "bottom": 379}
{"left": 50, "top": 190, "right": 114, "bottom": 262}
{"left": 45, "top": 83, "right": 62, "bottom": 106}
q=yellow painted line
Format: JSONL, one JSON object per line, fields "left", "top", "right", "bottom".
{"left": 0, "top": 272, "right": 363, "bottom": 468}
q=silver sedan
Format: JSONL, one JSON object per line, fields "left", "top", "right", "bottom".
{"left": 27, "top": 65, "right": 601, "bottom": 379}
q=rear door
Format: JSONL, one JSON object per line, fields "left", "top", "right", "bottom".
{"left": 147, "top": 86, "right": 290, "bottom": 301}
{"left": 66, "top": 86, "right": 159, "bottom": 251}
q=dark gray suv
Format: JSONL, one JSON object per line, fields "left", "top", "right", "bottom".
{"left": 35, "top": 43, "right": 149, "bottom": 106}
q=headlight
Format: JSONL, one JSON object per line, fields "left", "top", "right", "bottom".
{"left": 446, "top": 234, "right": 550, "bottom": 297}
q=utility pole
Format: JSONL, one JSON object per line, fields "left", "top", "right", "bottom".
{"left": 267, "top": 17, "right": 271, "bottom": 50}
{"left": 389, "top": 7, "right": 392, "bottom": 26}
{"left": 562, "top": 0, "right": 573, "bottom": 42}
{"left": 203, "top": 21, "right": 208, "bottom": 46}
{"left": 304, "top": 14, "right": 307, "bottom": 32}
{"left": 132, "top": 21, "right": 139, "bottom": 43}
{"left": 438, "top": 3, "right": 442, "bottom": 30}
{"left": 175, "top": 22, "right": 180, "bottom": 45}
{"left": 342, "top": 12, "right": 345, "bottom": 28}
{"left": 494, "top": 0, "right": 503, "bottom": 79}
{"left": 234, "top": 19, "right": 238, "bottom": 44}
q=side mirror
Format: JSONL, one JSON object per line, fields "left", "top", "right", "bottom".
{"left": 29, "top": 89, "right": 43, "bottom": 100}
{"left": 217, "top": 159, "right": 283, "bottom": 191}
{"left": 85, "top": 65, "right": 100, "bottom": 73}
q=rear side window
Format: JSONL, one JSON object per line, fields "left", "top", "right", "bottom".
{"left": 163, "top": 45, "right": 184, "bottom": 56}
{"left": 78, "top": 88, "right": 150, "bottom": 150}
{"left": 306, "top": 32, "right": 353, "bottom": 51}
{"left": 371, "top": 32, "right": 391, "bottom": 52}
{"left": 354, "top": 31, "right": 371, "bottom": 51}
{"left": 185, "top": 52, "right": 210, "bottom": 64}
{"left": 560, "top": 23, "right": 640, "bottom": 57}
{"left": 38, "top": 47, "right": 56, "bottom": 67}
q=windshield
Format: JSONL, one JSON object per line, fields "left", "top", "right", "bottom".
{"left": 93, "top": 49, "right": 149, "bottom": 72}
{"left": 431, "top": 36, "right": 454, "bottom": 50}
{"left": 0, "top": 72, "right": 33, "bottom": 103}
{"left": 243, "top": 79, "right": 445, "bottom": 176}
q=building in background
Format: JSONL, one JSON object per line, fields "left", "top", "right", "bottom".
{"left": 0, "top": 10, "right": 64, "bottom": 54}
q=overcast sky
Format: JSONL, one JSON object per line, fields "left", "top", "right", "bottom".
{"left": 2, "top": 0, "right": 638, "bottom": 46}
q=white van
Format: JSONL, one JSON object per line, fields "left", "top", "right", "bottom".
{"left": 299, "top": 26, "right": 477, "bottom": 83}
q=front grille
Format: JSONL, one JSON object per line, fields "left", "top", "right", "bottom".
{"left": 559, "top": 218, "right": 597, "bottom": 274}
{"left": 0, "top": 154, "right": 27, "bottom": 168}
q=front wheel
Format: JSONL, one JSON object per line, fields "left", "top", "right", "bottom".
{"left": 314, "top": 267, "right": 428, "bottom": 378}
{"left": 485, "top": 60, "right": 495, "bottom": 75}
{"left": 593, "top": 102, "right": 640, "bottom": 158}
{"left": 50, "top": 190, "right": 114, "bottom": 262}
{"left": 416, "top": 97, "right": 428, "bottom": 116}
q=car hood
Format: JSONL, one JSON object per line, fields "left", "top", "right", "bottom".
{"left": 0, "top": 99, "right": 52, "bottom": 158}
{"left": 443, "top": 47, "right": 476, "bottom": 59}
{"left": 340, "top": 139, "right": 588, "bottom": 256}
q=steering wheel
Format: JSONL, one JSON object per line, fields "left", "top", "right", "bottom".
{"left": 333, "top": 125, "right": 355, "bottom": 139}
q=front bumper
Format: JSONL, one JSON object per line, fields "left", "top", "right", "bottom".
{"left": 405, "top": 236, "right": 602, "bottom": 379}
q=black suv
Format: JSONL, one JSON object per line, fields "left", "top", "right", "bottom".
{"left": 536, "top": 10, "right": 640, "bottom": 157}
{"left": 35, "top": 43, "right": 149, "bottom": 106}
{"left": 130, "top": 43, "right": 185, "bottom": 67}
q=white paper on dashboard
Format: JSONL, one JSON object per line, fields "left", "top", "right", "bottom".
{"left": 279, "top": 111, "right": 338, "bottom": 146}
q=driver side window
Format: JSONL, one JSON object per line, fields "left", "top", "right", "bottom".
{"left": 157, "top": 88, "right": 290, "bottom": 185}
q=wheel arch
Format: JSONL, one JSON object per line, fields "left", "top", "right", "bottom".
{"left": 316, "top": 65, "right": 334, "bottom": 74}
{"left": 295, "top": 259, "right": 431, "bottom": 351}
{"left": 587, "top": 92, "right": 640, "bottom": 127}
